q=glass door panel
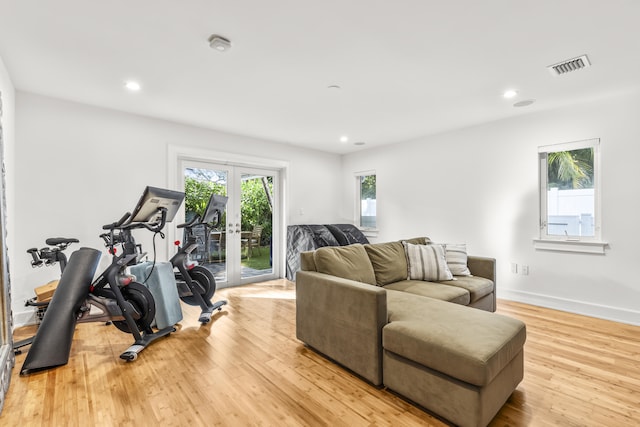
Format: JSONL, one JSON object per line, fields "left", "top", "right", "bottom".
{"left": 239, "top": 170, "right": 275, "bottom": 281}
{"left": 182, "top": 162, "right": 231, "bottom": 286}
{"left": 181, "top": 161, "right": 279, "bottom": 287}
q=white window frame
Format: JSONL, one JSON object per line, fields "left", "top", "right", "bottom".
{"left": 355, "top": 170, "right": 377, "bottom": 235}
{"left": 534, "top": 138, "right": 607, "bottom": 254}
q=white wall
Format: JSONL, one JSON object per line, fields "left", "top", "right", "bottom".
{"left": 12, "top": 92, "right": 343, "bottom": 325}
{"left": 342, "top": 90, "right": 640, "bottom": 326}
{"left": 10, "top": 81, "right": 640, "bottom": 327}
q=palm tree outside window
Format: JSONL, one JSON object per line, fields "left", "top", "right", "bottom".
{"left": 539, "top": 139, "right": 600, "bottom": 240}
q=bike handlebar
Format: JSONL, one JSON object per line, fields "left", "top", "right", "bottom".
{"left": 136, "top": 208, "right": 168, "bottom": 233}
{"left": 102, "top": 212, "right": 132, "bottom": 230}
{"left": 103, "top": 207, "right": 168, "bottom": 233}
{"left": 100, "top": 208, "right": 168, "bottom": 256}
{"left": 176, "top": 214, "right": 200, "bottom": 229}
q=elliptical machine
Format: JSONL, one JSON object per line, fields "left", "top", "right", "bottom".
{"left": 172, "top": 193, "right": 228, "bottom": 323}
{"left": 21, "top": 187, "right": 186, "bottom": 374}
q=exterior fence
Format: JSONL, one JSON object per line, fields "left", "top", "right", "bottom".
{"left": 547, "top": 188, "right": 594, "bottom": 237}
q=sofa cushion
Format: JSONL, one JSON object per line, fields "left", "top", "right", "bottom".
{"left": 384, "top": 280, "right": 470, "bottom": 305}
{"left": 443, "top": 243, "right": 472, "bottom": 276}
{"left": 439, "top": 276, "right": 494, "bottom": 303}
{"left": 364, "top": 241, "right": 408, "bottom": 286}
{"left": 402, "top": 236, "right": 431, "bottom": 245}
{"left": 313, "top": 244, "right": 377, "bottom": 286}
{"left": 384, "top": 290, "right": 526, "bottom": 386}
{"left": 403, "top": 242, "right": 453, "bottom": 281}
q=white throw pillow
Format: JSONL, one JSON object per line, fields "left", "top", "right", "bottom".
{"left": 402, "top": 242, "right": 453, "bottom": 281}
{"left": 444, "top": 243, "right": 472, "bottom": 276}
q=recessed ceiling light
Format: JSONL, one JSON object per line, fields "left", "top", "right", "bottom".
{"left": 503, "top": 90, "right": 518, "bottom": 99}
{"left": 328, "top": 85, "right": 341, "bottom": 90}
{"left": 354, "top": 141, "right": 366, "bottom": 146}
{"left": 340, "top": 136, "right": 349, "bottom": 143}
{"left": 514, "top": 99, "right": 536, "bottom": 107}
{"left": 124, "top": 81, "right": 141, "bottom": 91}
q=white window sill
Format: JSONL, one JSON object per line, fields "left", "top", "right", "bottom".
{"left": 533, "top": 239, "right": 608, "bottom": 254}
{"left": 359, "top": 228, "right": 379, "bottom": 239}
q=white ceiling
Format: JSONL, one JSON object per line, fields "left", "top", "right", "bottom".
{"left": 1, "top": 0, "right": 639, "bottom": 154}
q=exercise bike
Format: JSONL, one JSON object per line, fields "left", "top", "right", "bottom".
{"left": 27, "top": 237, "right": 79, "bottom": 271}
{"left": 172, "top": 192, "right": 228, "bottom": 323}
{"left": 85, "top": 213, "right": 172, "bottom": 360}
{"left": 14, "top": 237, "right": 79, "bottom": 354}
{"left": 20, "top": 186, "right": 185, "bottom": 374}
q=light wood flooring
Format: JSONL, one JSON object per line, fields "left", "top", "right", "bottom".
{"left": 2, "top": 279, "right": 639, "bottom": 426}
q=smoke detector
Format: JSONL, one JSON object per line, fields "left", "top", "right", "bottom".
{"left": 547, "top": 54, "right": 591, "bottom": 75}
{"left": 209, "top": 35, "right": 232, "bottom": 52}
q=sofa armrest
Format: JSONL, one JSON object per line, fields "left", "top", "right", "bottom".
{"left": 299, "top": 251, "right": 316, "bottom": 271}
{"left": 467, "top": 256, "right": 496, "bottom": 283}
{"left": 467, "top": 256, "right": 497, "bottom": 311}
{"left": 295, "top": 271, "right": 387, "bottom": 385}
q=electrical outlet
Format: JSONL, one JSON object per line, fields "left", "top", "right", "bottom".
{"left": 511, "top": 263, "right": 518, "bottom": 274}
{"left": 521, "top": 265, "right": 529, "bottom": 275}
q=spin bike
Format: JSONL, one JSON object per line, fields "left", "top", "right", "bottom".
{"left": 172, "top": 194, "right": 228, "bottom": 323}
{"left": 27, "top": 237, "right": 79, "bottom": 271}
{"left": 83, "top": 210, "right": 174, "bottom": 361}
{"left": 21, "top": 187, "right": 185, "bottom": 374}
{"left": 14, "top": 237, "right": 79, "bottom": 354}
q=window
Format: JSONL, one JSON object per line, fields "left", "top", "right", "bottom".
{"left": 536, "top": 138, "right": 606, "bottom": 253}
{"left": 356, "top": 172, "right": 376, "bottom": 229}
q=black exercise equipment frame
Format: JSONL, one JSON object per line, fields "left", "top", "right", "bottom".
{"left": 92, "top": 208, "right": 175, "bottom": 360}
{"left": 15, "top": 238, "right": 79, "bottom": 354}
{"left": 173, "top": 210, "right": 227, "bottom": 323}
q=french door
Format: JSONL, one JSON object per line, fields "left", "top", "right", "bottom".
{"left": 179, "top": 159, "right": 279, "bottom": 288}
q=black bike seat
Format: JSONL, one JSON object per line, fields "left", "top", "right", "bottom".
{"left": 45, "top": 237, "right": 79, "bottom": 246}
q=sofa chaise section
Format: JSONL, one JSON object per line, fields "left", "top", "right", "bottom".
{"left": 295, "top": 241, "right": 526, "bottom": 426}
{"left": 383, "top": 290, "right": 526, "bottom": 427}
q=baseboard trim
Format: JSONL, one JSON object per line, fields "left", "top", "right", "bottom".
{"left": 498, "top": 289, "right": 640, "bottom": 326}
{"left": 12, "top": 309, "right": 36, "bottom": 329}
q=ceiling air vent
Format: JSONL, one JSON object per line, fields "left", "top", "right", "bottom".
{"left": 547, "top": 54, "right": 591, "bottom": 76}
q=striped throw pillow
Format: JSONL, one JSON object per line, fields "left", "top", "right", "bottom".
{"left": 402, "top": 242, "right": 453, "bottom": 281}
{"left": 444, "top": 243, "right": 472, "bottom": 276}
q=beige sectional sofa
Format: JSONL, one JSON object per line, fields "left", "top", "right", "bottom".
{"left": 295, "top": 238, "right": 526, "bottom": 427}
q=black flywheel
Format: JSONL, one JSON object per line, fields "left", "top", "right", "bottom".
{"left": 112, "top": 282, "right": 156, "bottom": 333}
